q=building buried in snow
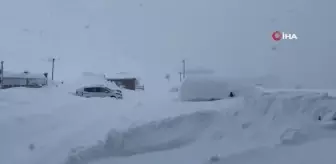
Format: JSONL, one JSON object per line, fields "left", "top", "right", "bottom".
{"left": 0, "top": 70, "right": 48, "bottom": 89}
{"left": 106, "top": 72, "right": 144, "bottom": 90}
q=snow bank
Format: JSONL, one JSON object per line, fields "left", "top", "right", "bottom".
{"left": 0, "top": 86, "right": 139, "bottom": 164}
{"left": 223, "top": 90, "right": 336, "bottom": 147}
{"left": 179, "top": 75, "right": 262, "bottom": 101}
{"left": 4, "top": 81, "right": 336, "bottom": 164}
{"left": 217, "top": 138, "right": 336, "bottom": 164}
{"left": 63, "top": 72, "right": 120, "bottom": 92}
{"left": 179, "top": 75, "right": 230, "bottom": 101}
{"left": 65, "top": 89, "right": 336, "bottom": 164}
{"left": 239, "top": 91, "right": 336, "bottom": 123}
{"left": 65, "top": 110, "right": 220, "bottom": 164}
{"left": 76, "top": 73, "right": 117, "bottom": 88}
{"left": 196, "top": 90, "right": 336, "bottom": 164}
{"left": 279, "top": 122, "right": 336, "bottom": 146}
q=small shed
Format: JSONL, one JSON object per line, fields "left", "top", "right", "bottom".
{"left": 107, "top": 78, "right": 138, "bottom": 90}
{"left": 105, "top": 72, "right": 143, "bottom": 90}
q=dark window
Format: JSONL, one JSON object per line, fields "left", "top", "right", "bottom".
{"left": 103, "top": 87, "right": 111, "bottom": 92}
{"left": 84, "top": 87, "right": 96, "bottom": 92}
{"left": 97, "top": 87, "right": 106, "bottom": 92}
{"left": 93, "top": 87, "right": 102, "bottom": 92}
{"left": 93, "top": 87, "right": 100, "bottom": 92}
{"left": 84, "top": 87, "right": 90, "bottom": 92}
{"left": 95, "top": 87, "right": 109, "bottom": 93}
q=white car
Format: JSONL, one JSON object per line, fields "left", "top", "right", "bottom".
{"left": 75, "top": 85, "right": 123, "bottom": 99}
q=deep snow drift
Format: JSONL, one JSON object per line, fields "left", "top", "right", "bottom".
{"left": 64, "top": 88, "right": 336, "bottom": 164}
{"left": 65, "top": 111, "right": 221, "bottom": 164}
{"left": 65, "top": 72, "right": 120, "bottom": 91}
{"left": 218, "top": 137, "right": 336, "bottom": 164}
{"left": 0, "top": 86, "right": 239, "bottom": 164}
{"left": 179, "top": 75, "right": 262, "bottom": 101}
{"left": 2, "top": 84, "right": 336, "bottom": 164}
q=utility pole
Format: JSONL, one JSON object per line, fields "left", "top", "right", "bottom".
{"left": 42, "top": 57, "right": 59, "bottom": 82}
{"left": 182, "top": 59, "right": 186, "bottom": 79}
{"left": 51, "top": 58, "right": 55, "bottom": 80}
{"left": 179, "top": 72, "right": 183, "bottom": 82}
{"left": 0, "top": 61, "right": 3, "bottom": 89}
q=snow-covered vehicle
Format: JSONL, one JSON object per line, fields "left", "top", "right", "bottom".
{"left": 75, "top": 85, "right": 123, "bottom": 99}
{"left": 178, "top": 75, "right": 260, "bottom": 101}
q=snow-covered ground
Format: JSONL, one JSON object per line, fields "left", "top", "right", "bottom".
{"left": 1, "top": 83, "right": 336, "bottom": 164}
{"left": 0, "top": 0, "right": 334, "bottom": 163}
{"left": 0, "top": 85, "right": 237, "bottom": 164}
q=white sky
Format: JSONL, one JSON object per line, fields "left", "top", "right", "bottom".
{"left": 0, "top": 0, "right": 334, "bottom": 88}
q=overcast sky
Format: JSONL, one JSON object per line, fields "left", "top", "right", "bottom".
{"left": 0, "top": 0, "right": 334, "bottom": 88}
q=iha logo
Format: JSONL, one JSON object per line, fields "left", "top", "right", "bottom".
{"left": 272, "top": 31, "right": 298, "bottom": 41}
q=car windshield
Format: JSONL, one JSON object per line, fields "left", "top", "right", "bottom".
{"left": 105, "top": 88, "right": 112, "bottom": 92}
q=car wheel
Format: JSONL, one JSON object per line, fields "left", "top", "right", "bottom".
{"left": 111, "top": 96, "right": 116, "bottom": 99}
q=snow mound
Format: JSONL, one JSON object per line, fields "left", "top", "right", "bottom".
{"left": 240, "top": 91, "right": 336, "bottom": 123}
{"left": 217, "top": 138, "right": 336, "bottom": 164}
{"left": 279, "top": 122, "right": 336, "bottom": 146}
{"left": 64, "top": 90, "right": 336, "bottom": 164}
{"left": 0, "top": 87, "right": 64, "bottom": 108}
{"left": 228, "top": 90, "right": 336, "bottom": 146}
{"left": 179, "top": 75, "right": 262, "bottom": 101}
{"left": 64, "top": 73, "right": 120, "bottom": 92}
{"left": 65, "top": 110, "right": 220, "bottom": 164}
{"left": 200, "top": 91, "right": 336, "bottom": 164}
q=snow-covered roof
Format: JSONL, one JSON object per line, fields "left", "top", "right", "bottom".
{"left": 1, "top": 71, "right": 46, "bottom": 79}
{"left": 80, "top": 83, "right": 120, "bottom": 90}
{"left": 73, "top": 74, "right": 120, "bottom": 89}
{"left": 81, "top": 72, "right": 105, "bottom": 78}
{"left": 106, "top": 72, "right": 140, "bottom": 80}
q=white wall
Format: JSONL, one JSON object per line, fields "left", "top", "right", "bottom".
{"left": 28, "top": 78, "right": 47, "bottom": 85}
{"left": 2, "top": 77, "right": 47, "bottom": 86}
{"left": 2, "top": 78, "right": 27, "bottom": 85}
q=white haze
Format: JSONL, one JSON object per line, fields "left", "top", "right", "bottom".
{"left": 0, "top": 0, "right": 334, "bottom": 88}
